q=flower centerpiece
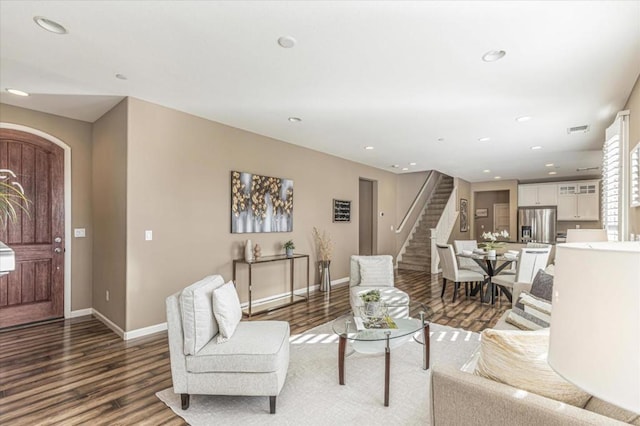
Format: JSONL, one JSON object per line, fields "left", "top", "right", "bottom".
{"left": 360, "top": 289, "right": 383, "bottom": 317}
{"left": 480, "top": 230, "right": 510, "bottom": 255}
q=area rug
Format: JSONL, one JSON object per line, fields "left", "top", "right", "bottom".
{"left": 156, "top": 321, "right": 480, "bottom": 425}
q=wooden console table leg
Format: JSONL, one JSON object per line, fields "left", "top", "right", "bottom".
{"left": 338, "top": 334, "right": 346, "bottom": 385}
{"left": 384, "top": 331, "right": 391, "bottom": 407}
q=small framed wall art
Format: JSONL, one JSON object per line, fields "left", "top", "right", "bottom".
{"left": 333, "top": 199, "right": 351, "bottom": 222}
{"left": 459, "top": 198, "right": 468, "bottom": 232}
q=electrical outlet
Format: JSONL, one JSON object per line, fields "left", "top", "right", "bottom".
{"left": 145, "top": 230, "right": 153, "bottom": 241}
{"left": 106, "top": 290, "right": 110, "bottom": 302}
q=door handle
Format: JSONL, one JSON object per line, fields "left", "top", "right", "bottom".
{"left": 54, "top": 248, "right": 62, "bottom": 253}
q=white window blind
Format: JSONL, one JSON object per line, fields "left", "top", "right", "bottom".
{"left": 602, "top": 111, "right": 630, "bottom": 241}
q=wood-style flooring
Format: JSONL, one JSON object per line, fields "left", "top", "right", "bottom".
{"left": 0, "top": 270, "right": 509, "bottom": 425}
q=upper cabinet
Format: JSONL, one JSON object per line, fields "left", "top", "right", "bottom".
{"left": 557, "top": 180, "right": 600, "bottom": 221}
{"left": 518, "top": 183, "right": 558, "bottom": 206}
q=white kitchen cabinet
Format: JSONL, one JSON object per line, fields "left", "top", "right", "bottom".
{"left": 557, "top": 181, "right": 599, "bottom": 221}
{"left": 518, "top": 183, "right": 558, "bottom": 206}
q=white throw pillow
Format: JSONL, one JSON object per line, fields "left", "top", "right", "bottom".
{"left": 212, "top": 281, "right": 243, "bottom": 343}
{"left": 474, "top": 328, "right": 591, "bottom": 407}
{"left": 180, "top": 275, "right": 225, "bottom": 355}
{"left": 358, "top": 257, "right": 393, "bottom": 286}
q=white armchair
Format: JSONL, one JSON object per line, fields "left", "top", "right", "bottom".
{"left": 349, "top": 255, "right": 410, "bottom": 317}
{"left": 166, "top": 275, "right": 290, "bottom": 414}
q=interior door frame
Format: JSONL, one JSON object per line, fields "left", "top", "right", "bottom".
{"left": 1, "top": 123, "right": 72, "bottom": 318}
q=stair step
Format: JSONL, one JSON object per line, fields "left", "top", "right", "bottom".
{"left": 397, "top": 261, "right": 429, "bottom": 272}
{"left": 402, "top": 255, "right": 429, "bottom": 264}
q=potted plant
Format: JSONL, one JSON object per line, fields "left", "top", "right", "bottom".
{"left": 283, "top": 240, "right": 295, "bottom": 257}
{"left": 479, "top": 230, "right": 510, "bottom": 257}
{"left": 360, "top": 289, "right": 382, "bottom": 317}
{"left": 0, "top": 169, "right": 30, "bottom": 275}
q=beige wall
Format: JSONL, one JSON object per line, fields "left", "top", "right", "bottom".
{"left": 92, "top": 99, "right": 128, "bottom": 329}
{"left": 625, "top": 75, "right": 640, "bottom": 236}
{"left": 470, "top": 180, "right": 519, "bottom": 242}
{"left": 0, "top": 103, "right": 93, "bottom": 311}
{"left": 124, "top": 98, "right": 399, "bottom": 330}
{"left": 449, "top": 177, "right": 471, "bottom": 242}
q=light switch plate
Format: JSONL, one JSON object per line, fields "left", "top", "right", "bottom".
{"left": 74, "top": 228, "right": 86, "bottom": 238}
{"left": 145, "top": 230, "right": 153, "bottom": 241}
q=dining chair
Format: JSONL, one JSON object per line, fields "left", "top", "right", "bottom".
{"left": 453, "top": 240, "right": 487, "bottom": 276}
{"left": 491, "top": 247, "right": 551, "bottom": 302}
{"left": 436, "top": 244, "right": 486, "bottom": 302}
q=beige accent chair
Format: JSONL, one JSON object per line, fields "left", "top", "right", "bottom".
{"left": 491, "top": 247, "right": 551, "bottom": 303}
{"left": 349, "top": 255, "right": 409, "bottom": 317}
{"left": 436, "top": 244, "right": 485, "bottom": 302}
{"left": 166, "top": 275, "right": 290, "bottom": 414}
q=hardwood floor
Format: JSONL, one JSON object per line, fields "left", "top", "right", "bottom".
{"left": 0, "top": 270, "right": 509, "bottom": 425}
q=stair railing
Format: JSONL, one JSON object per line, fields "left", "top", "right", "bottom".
{"left": 395, "top": 171, "right": 441, "bottom": 265}
{"left": 430, "top": 185, "right": 459, "bottom": 273}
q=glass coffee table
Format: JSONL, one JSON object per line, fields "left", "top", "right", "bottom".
{"left": 331, "top": 301, "right": 433, "bottom": 407}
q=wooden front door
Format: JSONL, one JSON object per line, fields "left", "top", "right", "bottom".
{"left": 0, "top": 129, "right": 65, "bottom": 328}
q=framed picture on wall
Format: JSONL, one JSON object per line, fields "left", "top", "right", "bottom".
{"left": 459, "top": 198, "right": 468, "bottom": 232}
{"left": 475, "top": 208, "right": 488, "bottom": 218}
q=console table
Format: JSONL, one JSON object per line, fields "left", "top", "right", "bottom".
{"left": 233, "top": 253, "right": 310, "bottom": 317}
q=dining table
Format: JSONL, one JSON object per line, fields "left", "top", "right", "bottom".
{"left": 456, "top": 251, "right": 517, "bottom": 304}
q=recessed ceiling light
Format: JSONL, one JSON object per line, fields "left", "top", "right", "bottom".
{"left": 482, "top": 50, "right": 506, "bottom": 62}
{"left": 483, "top": 169, "right": 491, "bottom": 173}
{"left": 288, "top": 117, "right": 301, "bottom": 123}
{"left": 548, "top": 171, "right": 557, "bottom": 175}
{"left": 402, "top": 167, "right": 409, "bottom": 171}
{"left": 115, "top": 73, "right": 128, "bottom": 80}
{"left": 478, "top": 137, "right": 491, "bottom": 142}
{"left": 277, "top": 36, "right": 296, "bottom": 48}
{"left": 391, "top": 164, "right": 400, "bottom": 168}
{"left": 494, "top": 176, "right": 502, "bottom": 179}
{"left": 530, "top": 146, "right": 543, "bottom": 150}
{"left": 364, "top": 146, "right": 374, "bottom": 150}
{"left": 545, "top": 163, "right": 554, "bottom": 167}
{"left": 409, "top": 162, "right": 417, "bottom": 166}
{"left": 33, "top": 16, "right": 67, "bottom": 34}
{"left": 516, "top": 116, "right": 532, "bottom": 122}
{"left": 6, "top": 88, "right": 29, "bottom": 97}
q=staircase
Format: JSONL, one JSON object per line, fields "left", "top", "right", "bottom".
{"left": 397, "top": 175, "right": 454, "bottom": 272}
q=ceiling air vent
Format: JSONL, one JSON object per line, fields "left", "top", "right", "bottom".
{"left": 576, "top": 166, "right": 599, "bottom": 172}
{"left": 567, "top": 125, "right": 590, "bottom": 134}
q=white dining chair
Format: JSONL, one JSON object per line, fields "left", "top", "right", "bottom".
{"left": 436, "top": 244, "right": 486, "bottom": 302}
{"left": 453, "top": 240, "right": 487, "bottom": 276}
{"left": 491, "top": 247, "right": 551, "bottom": 302}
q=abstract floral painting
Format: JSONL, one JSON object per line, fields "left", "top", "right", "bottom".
{"left": 231, "top": 171, "right": 293, "bottom": 233}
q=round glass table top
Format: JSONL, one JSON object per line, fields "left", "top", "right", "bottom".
{"left": 331, "top": 301, "right": 433, "bottom": 342}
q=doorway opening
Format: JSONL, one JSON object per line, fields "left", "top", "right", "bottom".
{"left": 473, "top": 190, "right": 510, "bottom": 239}
{"left": 358, "top": 178, "right": 378, "bottom": 255}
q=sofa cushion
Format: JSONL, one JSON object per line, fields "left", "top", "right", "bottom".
{"left": 358, "top": 256, "right": 394, "bottom": 286}
{"left": 584, "top": 397, "right": 640, "bottom": 424}
{"left": 212, "top": 281, "right": 243, "bottom": 343}
{"left": 474, "top": 328, "right": 591, "bottom": 407}
{"left": 517, "top": 269, "right": 553, "bottom": 309}
{"left": 186, "top": 321, "right": 290, "bottom": 373}
{"left": 180, "top": 275, "right": 226, "bottom": 355}
{"left": 505, "top": 306, "right": 549, "bottom": 330}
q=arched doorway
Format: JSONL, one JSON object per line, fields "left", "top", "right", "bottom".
{"left": 0, "top": 128, "right": 66, "bottom": 328}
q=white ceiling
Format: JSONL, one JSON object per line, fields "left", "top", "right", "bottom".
{"left": 1, "top": 1, "right": 639, "bottom": 182}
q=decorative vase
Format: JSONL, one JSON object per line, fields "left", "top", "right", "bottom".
{"left": 364, "top": 301, "right": 380, "bottom": 317}
{"left": 320, "top": 260, "right": 331, "bottom": 293}
{"left": 286, "top": 248, "right": 293, "bottom": 257}
{"left": 487, "top": 249, "right": 497, "bottom": 257}
{"left": 245, "top": 239, "right": 254, "bottom": 262}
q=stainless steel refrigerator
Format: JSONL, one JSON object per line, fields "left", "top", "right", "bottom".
{"left": 518, "top": 207, "right": 557, "bottom": 243}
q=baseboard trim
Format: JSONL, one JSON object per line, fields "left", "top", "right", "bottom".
{"left": 69, "top": 308, "right": 93, "bottom": 318}
{"left": 85, "top": 277, "right": 350, "bottom": 341}
{"left": 92, "top": 308, "right": 125, "bottom": 339}
{"left": 240, "top": 276, "right": 349, "bottom": 309}
{"left": 124, "top": 322, "right": 167, "bottom": 340}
